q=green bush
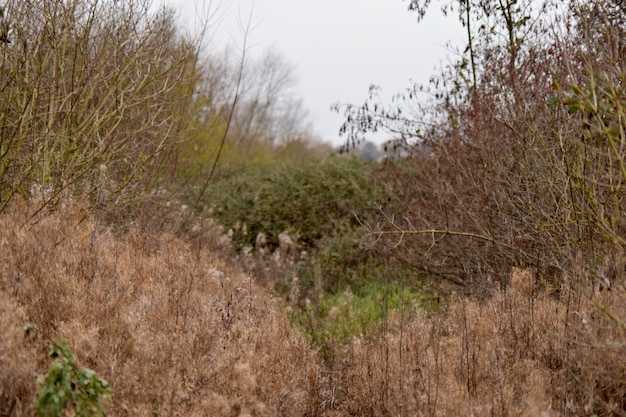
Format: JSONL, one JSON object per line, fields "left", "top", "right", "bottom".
{"left": 36, "top": 339, "right": 113, "bottom": 417}
{"left": 209, "top": 156, "right": 383, "bottom": 252}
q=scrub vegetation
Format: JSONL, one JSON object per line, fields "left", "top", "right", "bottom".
{"left": 1, "top": 0, "right": 625, "bottom": 416}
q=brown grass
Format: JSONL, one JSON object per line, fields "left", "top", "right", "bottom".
{"left": 332, "top": 268, "right": 626, "bottom": 416}
{"left": 0, "top": 198, "right": 319, "bottom": 416}
{"left": 1, "top": 199, "right": 624, "bottom": 416}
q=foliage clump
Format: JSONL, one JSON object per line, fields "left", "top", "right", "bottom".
{"left": 208, "top": 155, "right": 442, "bottom": 344}
{"left": 209, "top": 156, "right": 382, "bottom": 252}
{"left": 36, "top": 339, "right": 113, "bottom": 417}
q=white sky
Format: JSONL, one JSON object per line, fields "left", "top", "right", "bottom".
{"left": 166, "top": 0, "right": 465, "bottom": 145}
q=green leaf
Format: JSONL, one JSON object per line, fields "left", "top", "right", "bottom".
{"left": 568, "top": 104, "right": 581, "bottom": 114}
{"left": 36, "top": 339, "right": 114, "bottom": 417}
{"left": 546, "top": 96, "right": 560, "bottom": 107}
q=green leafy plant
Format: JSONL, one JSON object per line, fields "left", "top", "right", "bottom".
{"left": 209, "top": 156, "right": 382, "bottom": 252}
{"left": 36, "top": 339, "right": 113, "bottom": 417}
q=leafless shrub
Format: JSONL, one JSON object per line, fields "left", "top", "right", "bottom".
{"left": 339, "top": 0, "right": 626, "bottom": 297}
{"left": 0, "top": 0, "right": 201, "bottom": 218}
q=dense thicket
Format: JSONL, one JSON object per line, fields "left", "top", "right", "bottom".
{"left": 0, "top": 0, "right": 201, "bottom": 216}
{"left": 209, "top": 157, "right": 379, "bottom": 252}
{"left": 0, "top": 0, "right": 327, "bottom": 227}
{"left": 339, "top": 0, "right": 626, "bottom": 295}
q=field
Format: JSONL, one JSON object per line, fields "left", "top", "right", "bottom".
{"left": 1, "top": 198, "right": 624, "bottom": 417}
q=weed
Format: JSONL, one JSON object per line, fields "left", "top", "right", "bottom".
{"left": 36, "top": 339, "right": 113, "bottom": 417}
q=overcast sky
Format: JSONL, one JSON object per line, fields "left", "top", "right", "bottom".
{"left": 166, "top": 0, "right": 465, "bottom": 145}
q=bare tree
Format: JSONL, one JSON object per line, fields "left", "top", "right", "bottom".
{"left": 0, "top": 0, "right": 209, "bottom": 216}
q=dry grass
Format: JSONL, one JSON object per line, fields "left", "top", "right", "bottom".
{"left": 0, "top": 198, "right": 319, "bottom": 416}
{"left": 1, "top": 199, "right": 624, "bottom": 416}
{"left": 332, "top": 268, "right": 626, "bottom": 416}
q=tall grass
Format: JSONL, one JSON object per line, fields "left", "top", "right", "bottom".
{"left": 1, "top": 198, "right": 624, "bottom": 416}
{"left": 333, "top": 268, "right": 626, "bottom": 416}
{"left": 0, "top": 198, "right": 319, "bottom": 416}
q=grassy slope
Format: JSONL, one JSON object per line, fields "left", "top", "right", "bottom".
{"left": 0, "top": 199, "right": 317, "bottom": 416}
{"left": 1, "top": 198, "right": 625, "bottom": 416}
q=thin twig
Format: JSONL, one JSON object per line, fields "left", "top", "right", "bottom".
{"left": 195, "top": 4, "right": 254, "bottom": 205}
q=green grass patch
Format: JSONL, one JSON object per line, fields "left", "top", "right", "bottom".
{"left": 293, "top": 281, "right": 440, "bottom": 347}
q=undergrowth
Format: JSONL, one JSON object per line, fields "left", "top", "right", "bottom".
{"left": 293, "top": 281, "right": 437, "bottom": 348}
{"left": 1, "top": 198, "right": 624, "bottom": 416}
